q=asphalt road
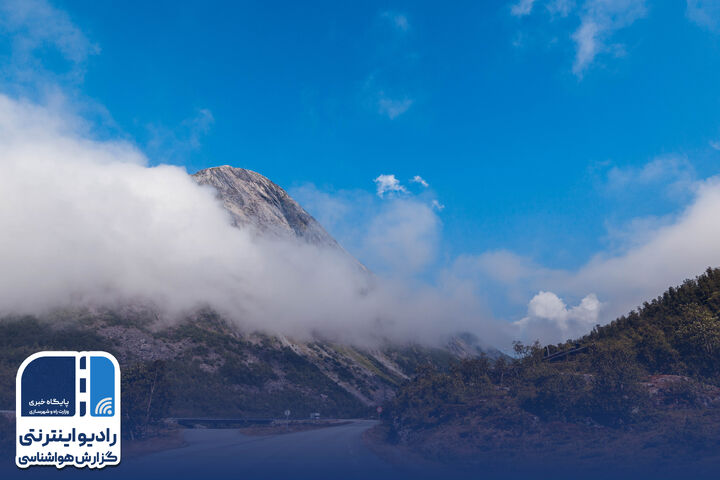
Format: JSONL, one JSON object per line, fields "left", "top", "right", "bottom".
{"left": 3, "top": 419, "right": 443, "bottom": 480}
{"left": 119, "top": 419, "right": 404, "bottom": 480}
{"left": 6, "top": 420, "right": 700, "bottom": 480}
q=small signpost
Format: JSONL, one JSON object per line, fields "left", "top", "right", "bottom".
{"left": 284, "top": 409, "right": 290, "bottom": 430}
{"left": 376, "top": 406, "right": 383, "bottom": 417}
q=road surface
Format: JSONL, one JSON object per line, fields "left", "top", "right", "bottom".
{"left": 3, "top": 420, "right": 452, "bottom": 480}
{"left": 120, "top": 419, "right": 402, "bottom": 479}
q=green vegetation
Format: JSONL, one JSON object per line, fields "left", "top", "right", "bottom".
{"left": 122, "top": 360, "right": 171, "bottom": 440}
{"left": 383, "top": 267, "right": 720, "bottom": 466}
{"left": 577, "top": 267, "right": 720, "bottom": 381}
{"left": 0, "top": 310, "right": 369, "bottom": 443}
{"left": 0, "top": 315, "right": 116, "bottom": 409}
{"left": 157, "top": 315, "right": 368, "bottom": 418}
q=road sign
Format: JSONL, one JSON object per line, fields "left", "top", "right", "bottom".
{"left": 376, "top": 406, "right": 383, "bottom": 414}
{"left": 284, "top": 409, "right": 290, "bottom": 417}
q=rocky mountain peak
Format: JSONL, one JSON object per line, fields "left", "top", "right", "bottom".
{"left": 193, "top": 165, "right": 340, "bottom": 249}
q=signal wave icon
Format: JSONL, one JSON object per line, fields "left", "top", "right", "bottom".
{"left": 89, "top": 356, "right": 115, "bottom": 417}
{"left": 94, "top": 397, "right": 113, "bottom": 416}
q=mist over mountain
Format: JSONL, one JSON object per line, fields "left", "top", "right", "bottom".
{"left": 0, "top": 93, "right": 507, "bottom": 349}
{"left": 0, "top": 95, "right": 497, "bottom": 417}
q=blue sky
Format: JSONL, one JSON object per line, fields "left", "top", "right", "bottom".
{"left": 46, "top": 0, "right": 718, "bottom": 262}
{"left": 3, "top": 0, "right": 720, "bottom": 342}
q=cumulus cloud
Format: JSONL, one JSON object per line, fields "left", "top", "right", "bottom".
{"left": 515, "top": 291, "right": 601, "bottom": 343}
{"left": 374, "top": 174, "right": 407, "bottom": 197}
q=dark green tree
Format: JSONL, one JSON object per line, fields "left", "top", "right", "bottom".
{"left": 585, "top": 342, "right": 646, "bottom": 425}
{"left": 121, "top": 360, "right": 171, "bottom": 440}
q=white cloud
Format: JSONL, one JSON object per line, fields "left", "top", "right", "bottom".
{"left": 19, "top": 74, "right": 719, "bottom": 349}
{"left": 374, "top": 174, "right": 407, "bottom": 197}
{"left": 572, "top": 0, "right": 647, "bottom": 76}
{"left": 547, "top": 0, "right": 576, "bottom": 17}
{"left": 687, "top": 0, "right": 720, "bottom": 31}
{"left": 508, "top": 0, "right": 647, "bottom": 77}
{"left": 601, "top": 213, "right": 677, "bottom": 253}
{"left": 410, "top": 175, "right": 429, "bottom": 187}
{"left": 431, "top": 199, "right": 445, "bottom": 211}
{"left": 566, "top": 179, "right": 720, "bottom": 313}
{"left": 0, "top": 0, "right": 99, "bottom": 84}
{"left": 511, "top": 0, "right": 537, "bottom": 17}
{"left": 288, "top": 184, "right": 511, "bottom": 346}
{"left": 710, "top": 140, "right": 720, "bottom": 150}
{"left": 293, "top": 183, "right": 448, "bottom": 277}
{"left": 457, "top": 174, "right": 720, "bottom": 343}
{"left": 364, "top": 199, "right": 440, "bottom": 275}
{"left": 378, "top": 95, "right": 413, "bottom": 119}
{"left": 603, "top": 155, "right": 696, "bottom": 198}
{"left": 572, "top": 19, "right": 601, "bottom": 74}
{"left": 515, "top": 291, "right": 601, "bottom": 343}
{"left": 0, "top": 93, "right": 507, "bottom": 347}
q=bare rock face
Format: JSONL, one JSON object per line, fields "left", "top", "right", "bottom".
{"left": 193, "top": 165, "right": 340, "bottom": 249}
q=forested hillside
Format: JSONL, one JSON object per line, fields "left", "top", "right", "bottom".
{"left": 380, "top": 267, "right": 720, "bottom": 474}
{"left": 575, "top": 267, "right": 720, "bottom": 381}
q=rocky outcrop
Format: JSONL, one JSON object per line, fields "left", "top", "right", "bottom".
{"left": 193, "top": 166, "right": 340, "bottom": 249}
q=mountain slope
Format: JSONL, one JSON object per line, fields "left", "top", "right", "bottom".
{"left": 0, "top": 307, "right": 458, "bottom": 417}
{"left": 0, "top": 165, "right": 466, "bottom": 419}
{"left": 193, "top": 166, "right": 340, "bottom": 249}
{"left": 377, "top": 267, "right": 720, "bottom": 472}
{"left": 573, "top": 266, "right": 720, "bottom": 380}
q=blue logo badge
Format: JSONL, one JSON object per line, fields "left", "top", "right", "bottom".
{"left": 16, "top": 351, "right": 121, "bottom": 469}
